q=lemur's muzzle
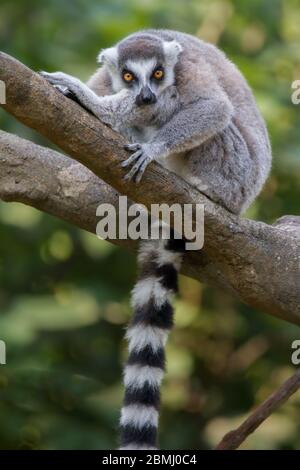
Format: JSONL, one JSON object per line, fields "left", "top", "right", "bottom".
{"left": 135, "top": 86, "right": 157, "bottom": 106}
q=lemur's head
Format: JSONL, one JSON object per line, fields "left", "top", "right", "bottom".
{"left": 98, "top": 33, "right": 182, "bottom": 106}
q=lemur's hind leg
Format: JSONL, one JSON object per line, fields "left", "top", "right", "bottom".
{"left": 119, "top": 230, "right": 185, "bottom": 450}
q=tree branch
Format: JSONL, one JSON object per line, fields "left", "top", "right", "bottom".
{"left": 0, "top": 130, "right": 234, "bottom": 283}
{"left": 215, "top": 368, "right": 300, "bottom": 450}
{"left": 0, "top": 52, "right": 300, "bottom": 325}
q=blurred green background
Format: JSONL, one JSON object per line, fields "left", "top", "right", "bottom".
{"left": 0, "top": 0, "right": 300, "bottom": 450}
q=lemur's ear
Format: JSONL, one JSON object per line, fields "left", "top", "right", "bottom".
{"left": 97, "top": 46, "right": 119, "bottom": 68}
{"left": 163, "top": 40, "right": 183, "bottom": 65}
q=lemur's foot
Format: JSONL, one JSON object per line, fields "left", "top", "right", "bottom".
{"left": 122, "top": 143, "right": 156, "bottom": 183}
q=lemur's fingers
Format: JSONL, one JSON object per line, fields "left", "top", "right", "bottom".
{"left": 123, "top": 154, "right": 146, "bottom": 181}
{"left": 40, "top": 72, "right": 79, "bottom": 92}
{"left": 39, "top": 71, "right": 63, "bottom": 84}
{"left": 121, "top": 149, "right": 143, "bottom": 168}
{"left": 40, "top": 71, "right": 67, "bottom": 81}
{"left": 123, "top": 159, "right": 143, "bottom": 180}
{"left": 124, "top": 143, "right": 141, "bottom": 152}
{"left": 124, "top": 155, "right": 151, "bottom": 182}
{"left": 135, "top": 157, "right": 151, "bottom": 183}
{"left": 40, "top": 74, "right": 66, "bottom": 88}
{"left": 39, "top": 73, "right": 55, "bottom": 85}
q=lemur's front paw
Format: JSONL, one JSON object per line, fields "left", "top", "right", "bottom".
{"left": 40, "top": 71, "right": 82, "bottom": 96}
{"left": 121, "top": 143, "right": 155, "bottom": 183}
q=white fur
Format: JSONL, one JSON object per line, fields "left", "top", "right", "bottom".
{"left": 137, "top": 241, "right": 157, "bottom": 264}
{"left": 161, "top": 40, "right": 183, "bottom": 89}
{"left": 126, "top": 324, "right": 169, "bottom": 353}
{"left": 138, "top": 238, "right": 181, "bottom": 271}
{"left": 131, "top": 277, "right": 171, "bottom": 309}
{"left": 124, "top": 364, "right": 164, "bottom": 389}
{"left": 126, "top": 58, "right": 157, "bottom": 89}
{"left": 120, "top": 404, "right": 159, "bottom": 429}
{"left": 163, "top": 40, "right": 183, "bottom": 66}
{"left": 98, "top": 46, "right": 118, "bottom": 67}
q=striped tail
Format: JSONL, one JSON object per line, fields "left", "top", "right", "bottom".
{"left": 119, "top": 234, "right": 185, "bottom": 450}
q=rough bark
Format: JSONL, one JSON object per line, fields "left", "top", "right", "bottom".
{"left": 0, "top": 130, "right": 240, "bottom": 282}
{"left": 0, "top": 52, "right": 300, "bottom": 325}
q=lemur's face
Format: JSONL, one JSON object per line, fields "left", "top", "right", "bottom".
{"left": 118, "top": 58, "right": 169, "bottom": 106}
{"left": 99, "top": 35, "right": 182, "bottom": 106}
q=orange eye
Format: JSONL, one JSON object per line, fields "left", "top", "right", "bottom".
{"left": 153, "top": 69, "right": 164, "bottom": 80}
{"left": 123, "top": 72, "right": 134, "bottom": 82}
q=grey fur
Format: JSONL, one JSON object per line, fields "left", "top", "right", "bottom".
{"left": 41, "top": 29, "right": 271, "bottom": 214}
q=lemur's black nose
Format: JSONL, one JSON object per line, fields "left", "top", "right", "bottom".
{"left": 136, "top": 86, "right": 157, "bottom": 106}
{"left": 142, "top": 94, "right": 156, "bottom": 104}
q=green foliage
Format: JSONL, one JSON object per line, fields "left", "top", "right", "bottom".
{"left": 0, "top": 0, "right": 299, "bottom": 450}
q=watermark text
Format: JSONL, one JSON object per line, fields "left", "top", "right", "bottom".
{"left": 0, "top": 340, "right": 6, "bottom": 365}
{"left": 0, "top": 80, "right": 6, "bottom": 104}
{"left": 96, "top": 196, "right": 204, "bottom": 250}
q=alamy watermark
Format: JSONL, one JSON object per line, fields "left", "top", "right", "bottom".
{"left": 96, "top": 196, "right": 204, "bottom": 250}
{"left": 0, "top": 340, "right": 6, "bottom": 365}
{"left": 291, "top": 340, "right": 300, "bottom": 365}
{"left": 291, "top": 80, "right": 300, "bottom": 105}
{"left": 0, "top": 80, "right": 6, "bottom": 104}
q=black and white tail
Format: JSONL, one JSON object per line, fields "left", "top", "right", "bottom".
{"left": 119, "top": 233, "right": 184, "bottom": 450}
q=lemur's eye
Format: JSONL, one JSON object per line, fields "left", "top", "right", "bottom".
{"left": 153, "top": 68, "right": 164, "bottom": 80}
{"left": 123, "top": 71, "right": 134, "bottom": 82}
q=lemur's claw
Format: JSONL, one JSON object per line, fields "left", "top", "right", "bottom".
{"left": 55, "top": 84, "right": 70, "bottom": 96}
{"left": 121, "top": 149, "right": 143, "bottom": 168}
{"left": 124, "top": 155, "right": 151, "bottom": 182}
{"left": 40, "top": 73, "right": 68, "bottom": 95}
{"left": 39, "top": 71, "right": 56, "bottom": 84}
{"left": 135, "top": 158, "right": 150, "bottom": 183}
{"left": 122, "top": 142, "right": 153, "bottom": 182}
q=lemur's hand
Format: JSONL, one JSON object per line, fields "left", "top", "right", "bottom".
{"left": 40, "top": 71, "right": 84, "bottom": 97}
{"left": 122, "top": 142, "right": 166, "bottom": 183}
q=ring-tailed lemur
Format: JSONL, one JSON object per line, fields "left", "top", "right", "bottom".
{"left": 41, "top": 29, "right": 271, "bottom": 450}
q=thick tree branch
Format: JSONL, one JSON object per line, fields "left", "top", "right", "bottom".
{"left": 215, "top": 368, "right": 300, "bottom": 450}
{"left": 0, "top": 130, "right": 232, "bottom": 284}
{"left": 0, "top": 52, "right": 300, "bottom": 325}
